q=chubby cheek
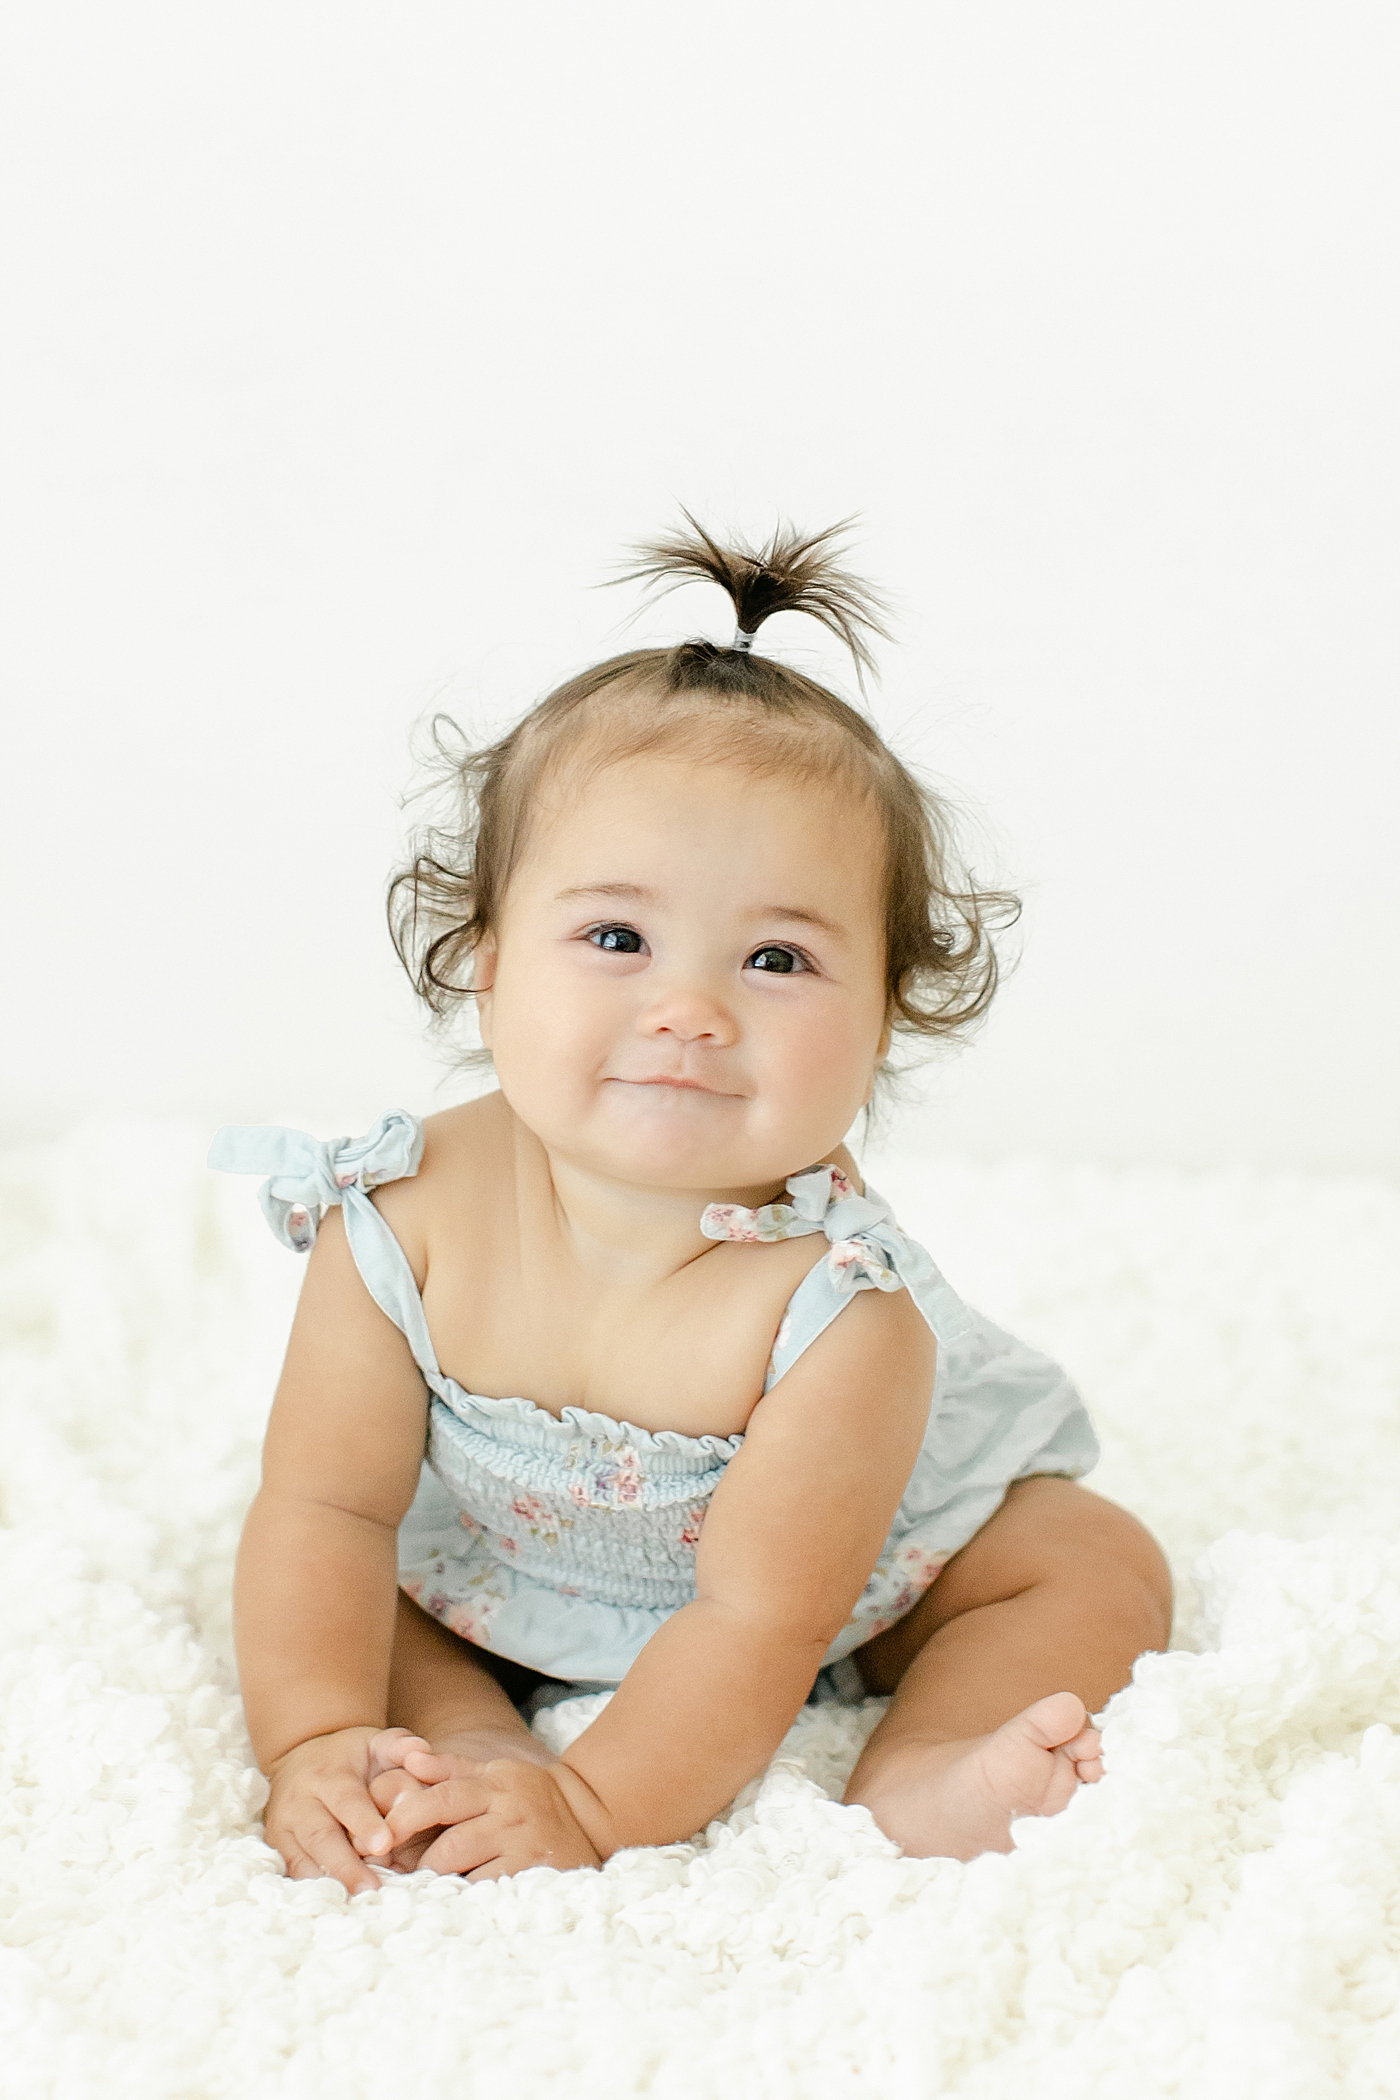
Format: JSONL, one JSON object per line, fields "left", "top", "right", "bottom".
{"left": 754, "top": 1001, "right": 883, "bottom": 1129}
{"left": 486, "top": 956, "right": 616, "bottom": 1107}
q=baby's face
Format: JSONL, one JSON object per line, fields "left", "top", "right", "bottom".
{"left": 477, "top": 752, "right": 890, "bottom": 1195}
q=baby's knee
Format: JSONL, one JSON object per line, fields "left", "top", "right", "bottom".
{"left": 1069, "top": 1489, "right": 1172, "bottom": 1646}
{"left": 1001, "top": 1477, "right": 1173, "bottom": 1642}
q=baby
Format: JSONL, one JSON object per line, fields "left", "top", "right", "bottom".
{"left": 212, "top": 517, "right": 1171, "bottom": 1893}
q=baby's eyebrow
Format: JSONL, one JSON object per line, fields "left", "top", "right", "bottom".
{"left": 554, "top": 882, "right": 847, "bottom": 940}
{"left": 554, "top": 881, "right": 654, "bottom": 904}
{"left": 758, "top": 905, "right": 845, "bottom": 937}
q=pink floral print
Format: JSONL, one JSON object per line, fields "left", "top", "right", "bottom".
{"left": 442, "top": 1592, "right": 504, "bottom": 1643}
{"left": 828, "top": 1235, "right": 897, "bottom": 1286}
{"left": 891, "top": 1540, "right": 948, "bottom": 1599}
{"left": 400, "top": 1565, "right": 505, "bottom": 1646}
{"left": 701, "top": 1163, "right": 860, "bottom": 1245}
{"left": 566, "top": 1441, "right": 645, "bottom": 1510}
{"left": 678, "top": 1506, "right": 706, "bottom": 1549}
{"left": 700, "top": 1200, "right": 800, "bottom": 1242}
{"left": 508, "top": 1492, "right": 575, "bottom": 1549}
{"left": 854, "top": 1539, "right": 949, "bottom": 1638}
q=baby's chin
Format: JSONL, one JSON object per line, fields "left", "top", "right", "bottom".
{"left": 585, "top": 1080, "right": 781, "bottom": 1189}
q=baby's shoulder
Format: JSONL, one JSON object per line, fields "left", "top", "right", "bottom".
{"left": 366, "top": 1093, "right": 515, "bottom": 1288}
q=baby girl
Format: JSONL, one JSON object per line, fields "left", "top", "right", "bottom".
{"left": 212, "top": 517, "right": 1171, "bottom": 1892}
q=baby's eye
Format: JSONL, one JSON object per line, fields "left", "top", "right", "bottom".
{"left": 746, "top": 945, "right": 806, "bottom": 975}
{"left": 588, "top": 923, "right": 645, "bottom": 954}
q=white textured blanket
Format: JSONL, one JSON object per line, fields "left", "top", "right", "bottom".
{"left": 2, "top": 1119, "right": 1398, "bottom": 2097}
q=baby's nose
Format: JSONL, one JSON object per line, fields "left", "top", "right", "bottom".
{"left": 638, "top": 983, "right": 738, "bottom": 1045}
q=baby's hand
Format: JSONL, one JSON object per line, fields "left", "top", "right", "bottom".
{"left": 371, "top": 1743, "right": 603, "bottom": 1880}
{"left": 263, "top": 1725, "right": 423, "bottom": 1895}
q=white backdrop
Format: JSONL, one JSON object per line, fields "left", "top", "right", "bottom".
{"left": 2, "top": 2, "right": 1396, "bottom": 1172}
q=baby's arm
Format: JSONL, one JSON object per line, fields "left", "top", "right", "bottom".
{"left": 558, "top": 1286, "right": 936, "bottom": 1851}
{"left": 237, "top": 1203, "right": 431, "bottom": 1892}
{"left": 385, "top": 1282, "right": 937, "bottom": 1869}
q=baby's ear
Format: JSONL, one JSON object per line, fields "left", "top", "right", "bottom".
{"left": 861, "top": 1020, "right": 892, "bottom": 1107}
{"left": 473, "top": 934, "right": 498, "bottom": 1044}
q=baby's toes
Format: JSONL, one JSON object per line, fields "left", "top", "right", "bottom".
{"left": 1065, "top": 1725, "right": 1102, "bottom": 1775}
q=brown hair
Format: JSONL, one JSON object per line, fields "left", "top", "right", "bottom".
{"left": 387, "top": 514, "right": 1018, "bottom": 1071}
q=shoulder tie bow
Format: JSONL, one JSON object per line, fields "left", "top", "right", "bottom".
{"left": 206, "top": 1110, "right": 424, "bottom": 1251}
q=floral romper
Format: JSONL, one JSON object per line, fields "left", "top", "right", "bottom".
{"left": 211, "top": 1111, "right": 1099, "bottom": 1696}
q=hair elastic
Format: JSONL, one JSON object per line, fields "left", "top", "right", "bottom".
{"left": 733, "top": 628, "right": 756, "bottom": 653}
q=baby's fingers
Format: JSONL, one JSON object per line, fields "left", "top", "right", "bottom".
{"left": 281, "top": 1808, "right": 383, "bottom": 1897}
{"left": 366, "top": 1728, "right": 431, "bottom": 1778}
{"left": 383, "top": 1775, "right": 490, "bottom": 1845}
{"left": 399, "top": 1746, "right": 457, "bottom": 1784}
{"left": 321, "top": 1774, "right": 395, "bottom": 1860}
{"left": 417, "top": 1817, "right": 507, "bottom": 1879}
{"left": 369, "top": 1765, "right": 428, "bottom": 1817}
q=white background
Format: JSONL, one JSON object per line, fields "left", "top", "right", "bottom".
{"left": 2, "top": 2, "right": 1396, "bottom": 1172}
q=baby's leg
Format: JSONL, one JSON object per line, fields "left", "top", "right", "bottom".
{"left": 843, "top": 1478, "right": 1171, "bottom": 1861}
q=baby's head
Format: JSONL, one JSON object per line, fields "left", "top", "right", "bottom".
{"left": 390, "top": 519, "right": 1015, "bottom": 1194}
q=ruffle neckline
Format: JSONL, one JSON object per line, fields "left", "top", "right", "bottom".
{"left": 429, "top": 1368, "right": 745, "bottom": 1462}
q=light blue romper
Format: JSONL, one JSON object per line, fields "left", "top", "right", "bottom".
{"left": 210, "top": 1110, "right": 1099, "bottom": 1697}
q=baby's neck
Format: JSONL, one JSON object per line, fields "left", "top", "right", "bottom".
{"left": 536, "top": 1145, "right": 786, "bottom": 1286}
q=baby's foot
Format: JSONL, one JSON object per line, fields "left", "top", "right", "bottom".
{"left": 845, "top": 1692, "right": 1103, "bottom": 1862}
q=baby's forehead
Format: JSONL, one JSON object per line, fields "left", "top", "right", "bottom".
{"left": 543, "top": 725, "right": 883, "bottom": 825}
{"left": 533, "top": 751, "right": 882, "bottom": 867}
{"left": 509, "top": 783, "right": 881, "bottom": 954}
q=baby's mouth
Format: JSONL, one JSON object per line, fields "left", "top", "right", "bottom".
{"left": 606, "top": 1075, "right": 741, "bottom": 1097}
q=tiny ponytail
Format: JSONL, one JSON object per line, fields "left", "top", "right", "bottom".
{"left": 614, "top": 511, "right": 894, "bottom": 681}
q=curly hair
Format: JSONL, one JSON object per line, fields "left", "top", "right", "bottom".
{"left": 387, "top": 514, "right": 1018, "bottom": 1071}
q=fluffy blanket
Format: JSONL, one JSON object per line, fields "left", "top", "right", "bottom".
{"left": 2, "top": 1117, "right": 1398, "bottom": 2097}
